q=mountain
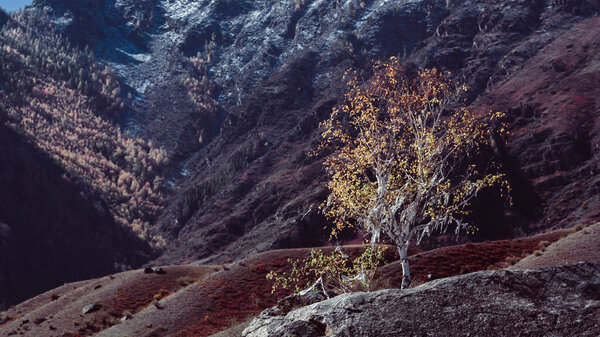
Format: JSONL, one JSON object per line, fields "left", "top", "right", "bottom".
{"left": 1, "top": 0, "right": 599, "bottom": 334}
{"left": 27, "top": 0, "right": 600, "bottom": 265}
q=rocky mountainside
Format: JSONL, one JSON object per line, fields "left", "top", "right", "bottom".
{"left": 243, "top": 262, "right": 600, "bottom": 337}
{"left": 24, "top": 0, "right": 600, "bottom": 263}
{"left": 1, "top": 0, "right": 599, "bottom": 333}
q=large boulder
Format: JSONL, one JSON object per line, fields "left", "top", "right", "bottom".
{"left": 244, "top": 263, "right": 600, "bottom": 337}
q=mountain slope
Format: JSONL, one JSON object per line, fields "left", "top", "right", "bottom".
{"left": 0, "top": 122, "right": 152, "bottom": 310}
{"left": 476, "top": 14, "right": 600, "bottom": 231}
{"left": 0, "top": 9, "right": 171, "bottom": 308}
{"left": 0, "top": 226, "right": 587, "bottom": 336}
{"left": 29, "top": 0, "right": 600, "bottom": 265}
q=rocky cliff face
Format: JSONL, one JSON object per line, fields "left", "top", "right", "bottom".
{"left": 477, "top": 14, "right": 600, "bottom": 233}
{"left": 243, "top": 262, "right": 600, "bottom": 337}
{"left": 30, "top": 0, "right": 600, "bottom": 264}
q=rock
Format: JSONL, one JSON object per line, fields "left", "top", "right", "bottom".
{"left": 262, "top": 290, "right": 330, "bottom": 317}
{"left": 0, "top": 315, "right": 10, "bottom": 325}
{"left": 243, "top": 263, "right": 600, "bottom": 337}
{"left": 143, "top": 266, "right": 166, "bottom": 274}
{"left": 152, "top": 267, "right": 166, "bottom": 274}
{"left": 81, "top": 303, "right": 100, "bottom": 315}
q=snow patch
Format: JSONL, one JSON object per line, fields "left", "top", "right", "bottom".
{"left": 138, "top": 80, "right": 152, "bottom": 95}
{"left": 160, "top": 0, "right": 205, "bottom": 20}
{"left": 116, "top": 48, "right": 152, "bottom": 62}
{"left": 51, "top": 13, "right": 73, "bottom": 30}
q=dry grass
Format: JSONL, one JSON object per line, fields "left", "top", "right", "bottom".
{"left": 374, "top": 228, "right": 574, "bottom": 288}
{"left": 0, "top": 229, "right": 576, "bottom": 337}
{"left": 177, "top": 276, "right": 197, "bottom": 287}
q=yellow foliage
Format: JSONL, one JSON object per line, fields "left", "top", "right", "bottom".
{"left": 266, "top": 245, "right": 387, "bottom": 294}
{"left": 315, "top": 58, "right": 510, "bottom": 286}
{"left": 0, "top": 12, "right": 168, "bottom": 248}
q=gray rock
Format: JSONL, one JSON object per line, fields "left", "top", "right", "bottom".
{"left": 262, "top": 290, "right": 330, "bottom": 318}
{"left": 0, "top": 315, "right": 10, "bottom": 325}
{"left": 81, "top": 303, "right": 101, "bottom": 315}
{"left": 243, "top": 263, "right": 600, "bottom": 337}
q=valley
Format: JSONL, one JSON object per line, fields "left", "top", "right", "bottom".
{"left": 0, "top": 0, "right": 599, "bottom": 335}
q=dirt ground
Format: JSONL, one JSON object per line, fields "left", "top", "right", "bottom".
{"left": 510, "top": 222, "right": 600, "bottom": 270}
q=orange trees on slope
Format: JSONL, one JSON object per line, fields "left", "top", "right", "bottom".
{"left": 0, "top": 10, "right": 168, "bottom": 247}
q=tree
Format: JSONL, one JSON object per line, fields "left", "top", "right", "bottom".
{"left": 317, "top": 58, "right": 509, "bottom": 288}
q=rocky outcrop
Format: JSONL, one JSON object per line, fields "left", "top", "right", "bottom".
{"left": 244, "top": 263, "right": 600, "bottom": 337}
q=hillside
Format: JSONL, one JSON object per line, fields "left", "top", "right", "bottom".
{"left": 26, "top": 0, "right": 600, "bottom": 266}
{"left": 0, "top": 123, "right": 152, "bottom": 310}
{"left": 1, "top": 226, "right": 591, "bottom": 336}
{"left": 0, "top": 8, "right": 165, "bottom": 308}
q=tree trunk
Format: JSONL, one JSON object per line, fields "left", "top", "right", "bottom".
{"left": 398, "top": 243, "right": 411, "bottom": 289}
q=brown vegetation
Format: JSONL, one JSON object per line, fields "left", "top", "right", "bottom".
{"left": 0, "top": 228, "right": 579, "bottom": 337}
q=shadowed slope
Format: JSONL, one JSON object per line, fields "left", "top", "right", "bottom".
{"left": 0, "top": 122, "right": 153, "bottom": 310}
{"left": 476, "top": 15, "right": 600, "bottom": 232}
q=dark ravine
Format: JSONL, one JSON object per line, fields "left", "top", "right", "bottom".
{"left": 0, "top": 123, "right": 153, "bottom": 310}
{"left": 22, "top": 0, "right": 600, "bottom": 263}
{"left": 243, "top": 262, "right": 600, "bottom": 337}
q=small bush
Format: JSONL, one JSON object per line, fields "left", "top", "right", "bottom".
{"left": 177, "top": 276, "right": 196, "bottom": 287}
{"left": 152, "top": 289, "right": 170, "bottom": 302}
{"left": 504, "top": 255, "right": 522, "bottom": 266}
{"left": 266, "top": 245, "right": 387, "bottom": 295}
{"left": 539, "top": 240, "right": 551, "bottom": 251}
